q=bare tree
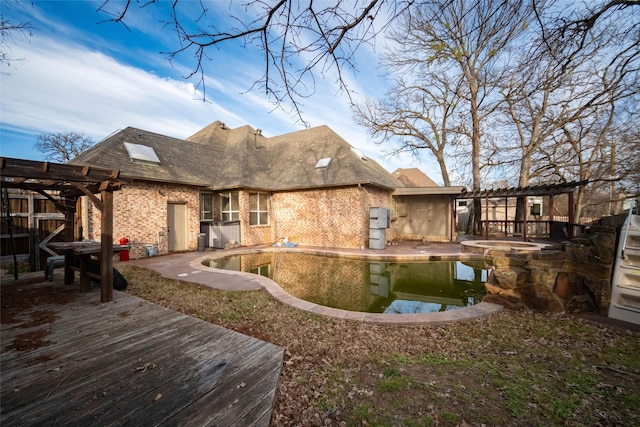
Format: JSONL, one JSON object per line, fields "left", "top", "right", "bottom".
{"left": 1, "top": 13, "right": 32, "bottom": 70}
{"left": 354, "top": 72, "right": 464, "bottom": 186}
{"left": 615, "top": 127, "right": 640, "bottom": 204}
{"left": 532, "top": 76, "right": 638, "bottom": 221}
{"left": 536, "top": 0, "right": 639, "bottom": 77}
{"left": 35, "top": 132, "right": 95, "bottom": 163}
{"left": 355, "top": 0, "right": 539, "bottom": 231}
{"left": 97, "top": 0, "right": 413, "bottom": 125}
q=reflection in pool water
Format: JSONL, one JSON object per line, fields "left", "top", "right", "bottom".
{"left": 205, "top": 252, "right": 490, "bottom": 314}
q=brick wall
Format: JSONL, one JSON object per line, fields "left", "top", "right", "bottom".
{"left": 270, "top": 186, "right": 393, "bottom": 249}
{"left": 86, "top": 183, "right": 393, "bottom": 255}
{"left": 238, "top": 190, "right": 272, "bottom": 246}
{"left": 85, "top": 181, "right": 200, "bottom": 259}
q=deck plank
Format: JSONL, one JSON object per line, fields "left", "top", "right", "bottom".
{"left": 1, "top": 282, "right": 284, "bottom": 427}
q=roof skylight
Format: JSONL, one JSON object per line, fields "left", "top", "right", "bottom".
{"left": 124, "top": 142, "right": 161, "bottom": 164}
{"left": 315, "top": 157, "right": 332, "bottom": 169}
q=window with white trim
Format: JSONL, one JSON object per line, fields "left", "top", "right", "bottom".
{"left": 221, "top": 191, "right": 239, "bottom": 221}
{"left": 249, "top": 192, "right": 269, "bottom": 225}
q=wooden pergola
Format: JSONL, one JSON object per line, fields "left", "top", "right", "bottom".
{"left": 460, "top": 180, "right": 589, "bottom": 241}
{"left": 1, "top": 157, "right": 122, "bottom": 302}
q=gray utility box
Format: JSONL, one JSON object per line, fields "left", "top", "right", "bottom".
{"left": 208, "top": 221, "right": 241, "bottom": 249}
{"left": 369, "top": 207, "right": 390, "bottom": 250}
{"left": 369, "top": 207, "right": 390, "bottom": 229}
{"left": 369, "top": 228, "right": 386, "bottom": 250}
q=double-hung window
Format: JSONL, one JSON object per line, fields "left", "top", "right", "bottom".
{"left": 221, "top": 191, "right": 239, "bottom": 221}
{"left": 249, "top": 192, "right": 269, "bottom": 225}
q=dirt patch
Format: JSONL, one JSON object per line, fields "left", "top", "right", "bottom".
{"left": 32, "top": 353, "right": 60, "bottom": 364}
{"left": 1, "top": 283, "right": 77, "bottom": 353}
{"left": 21, "top": 310, "right": 60, "bottom": 328}
{"left": 1, "top": 284, "right": 78, "bottom": 324}
{"left": 8, "top": 329, "right": 53, "bottom": 352}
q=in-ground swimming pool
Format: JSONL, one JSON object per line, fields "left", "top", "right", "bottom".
{"left": 204, "top": 252, "right": 490, "bottom": 314}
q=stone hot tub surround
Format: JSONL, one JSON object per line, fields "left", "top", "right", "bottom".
{"left": 484, "top": 226, "right": 617, "bottom": 314}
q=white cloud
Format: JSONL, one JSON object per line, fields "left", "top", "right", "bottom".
{"left": 0, "top": 11, "right": 439, "bottom": 178}
{"left": 0, "top": 35, "right": 243, "bottom": 141}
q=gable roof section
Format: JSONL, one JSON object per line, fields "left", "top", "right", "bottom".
{"left": 186, "top": 121, "right": 273, "bottom": 189}
{"left": 70, "top": 127, "right": 218, "bottom": 187}
{"left": 392, "top": 168, "right": 439, "bottom": 187}
{"left": 260, "top": 126, "right": 399, "bottom": 191}
{"left": 187, "top": 122, "right": 400, "bottom": 191}
{"left": 72, "top": 121, "right": 401, "bottom": 191}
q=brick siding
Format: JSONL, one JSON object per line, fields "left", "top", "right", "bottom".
{"left": 87, "top": 183, "right": 394, "bottom": 254}
{"left": 85, "top": 182, "right": 200, "bottom": 259}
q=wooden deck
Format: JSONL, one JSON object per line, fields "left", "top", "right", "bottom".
{"left": 0, "top": 279, "right": 284, "bottom": 426}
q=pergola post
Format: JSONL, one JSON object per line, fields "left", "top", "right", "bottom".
{"left": 484, "top": 196, "right": 489, "bottom": 239}
{"left": 63, "top": 197, "right": 75, "bottom": 241}
{"left": 523, "top": 196, "right": 528, "bottom": 242}
{"left": 504, "top": 196, "right": 508, "bottom": 236}
{"left": 568, "top": 190, "right": 575, "bottom": 239}
{"left": 100, "top": 189, "right": 114, "bottom": 303}
{"left": 549, "top": 195, "right": 554, "bottom": 238}
{"left": 63, "top": 198, "right": 75, "bottom": 285}
{"left": 450, "top": 198, "right": 455, "bottom": 242}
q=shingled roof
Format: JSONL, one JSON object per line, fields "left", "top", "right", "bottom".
{"left": 69, "top": 127, "right": 218, "bottom": 187}
{"left": 71, "top": 121, "right": 401, "bottom": 191}
{"left": 392, "top": 168, "right": 438, "bottom": 187}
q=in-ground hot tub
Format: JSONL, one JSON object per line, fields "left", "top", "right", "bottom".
{"left": 460, "top": 240, "right": 550, "bottom": 255}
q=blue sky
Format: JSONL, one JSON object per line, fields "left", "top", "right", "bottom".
{"left": 0, "top": 0, "right": 436, "bottom": 179}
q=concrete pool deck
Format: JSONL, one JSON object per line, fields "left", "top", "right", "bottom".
{"left": 124, "top": 241, "right": 504, "bottom": 325}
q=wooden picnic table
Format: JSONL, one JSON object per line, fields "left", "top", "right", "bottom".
{"left": 48, "top": 242, "right": 128, "bottom": 292}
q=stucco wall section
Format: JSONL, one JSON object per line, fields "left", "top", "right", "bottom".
{"left": 86, "top": 182, "right": 200, "bottom": 259}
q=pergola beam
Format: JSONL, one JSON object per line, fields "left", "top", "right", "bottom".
{"left": 1, "top": 157, "right": 122, "bottom": 302}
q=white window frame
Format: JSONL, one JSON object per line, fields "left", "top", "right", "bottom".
{"left": 221, "top": 191, "right": 239, "bottom": 221}
{"left": 249, "top": 192, "right": 269, "bottom": 225}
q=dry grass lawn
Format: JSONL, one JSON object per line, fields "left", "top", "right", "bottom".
{"left": 119, "top": 265, "right": 640, "bottom": 427}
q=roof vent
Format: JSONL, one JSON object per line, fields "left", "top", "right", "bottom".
{"left": 351, "top": 147, "right": 368, "bottom": 161}
{"left": 124, "top": 142, "right": 161, "bottom": 165}
{"left": 315, "top": 157, "right": 332, "bottom": 169}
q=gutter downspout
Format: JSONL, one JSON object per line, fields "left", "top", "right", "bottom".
{"left": 359, "top": 184, "right": 366, "bottom": 249}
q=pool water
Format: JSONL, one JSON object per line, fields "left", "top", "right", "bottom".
{"left": 205, "top": 252, "right": 490, "bottom": 314}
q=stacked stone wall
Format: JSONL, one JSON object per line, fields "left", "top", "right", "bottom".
{"left": 484, "top": 226, "right": 616, "bottom": 314}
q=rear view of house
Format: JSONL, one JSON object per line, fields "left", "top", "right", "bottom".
{"left": 70, "top": 121, "right": 405, "bottom": 257}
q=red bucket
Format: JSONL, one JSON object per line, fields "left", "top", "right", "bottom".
{"left": 119, "top": 238, "right": 129, "bottom": 261}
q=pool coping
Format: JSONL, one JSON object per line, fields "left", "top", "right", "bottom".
{"left": 189, "top": 246, "right": 503, "bottom": 325}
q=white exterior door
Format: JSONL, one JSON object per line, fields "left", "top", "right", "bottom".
{"left": 167, "top": 203, "right": 188, "bottom": 251}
